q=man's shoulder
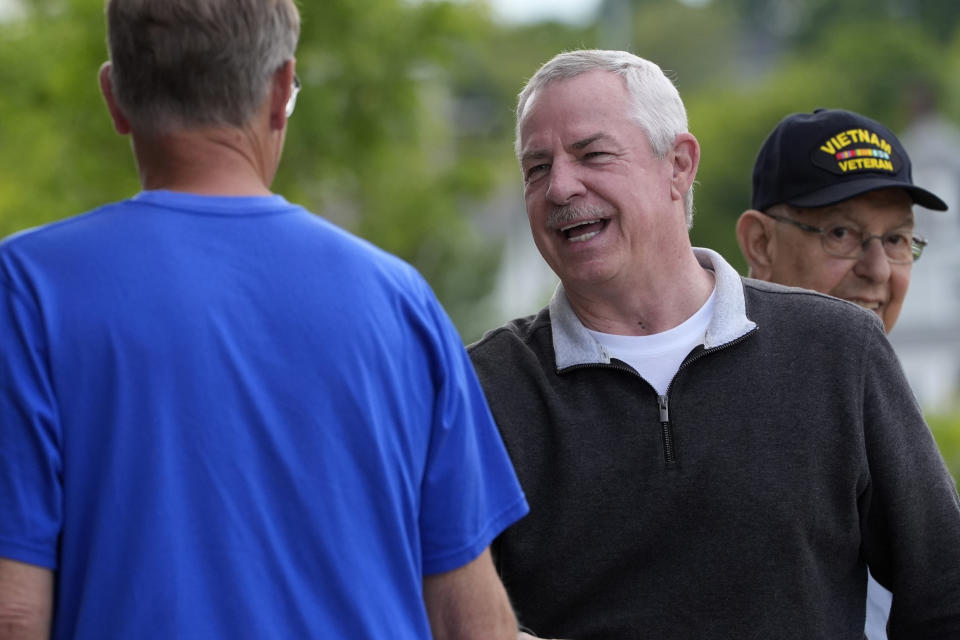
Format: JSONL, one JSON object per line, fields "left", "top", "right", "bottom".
{"left": 742, "top": 277, "right": 835, "bottom": 301}
{"left": 467, "top": 307, "right": 552, "bottom": 361}
{"left": 467, "top": 307, "right": 557, "bottom": 397}
{"left": 2, "top": 201, "right": 124, "bottom": 247}
{"left": 741, "top": 277, "right": 885, "bottom": 334}
{"left": 0, "top": 202, "right": 133, "bottom": 275}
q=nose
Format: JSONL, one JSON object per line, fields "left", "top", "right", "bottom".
{"left": 853, "top": 236, "right": 892, "bottom": 282}
{"left": 545, "top": 158, "right": 586, "bottom": 205}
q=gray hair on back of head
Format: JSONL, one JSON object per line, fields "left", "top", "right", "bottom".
{"left": 514, "top": 50, "right": 695, "bottom": 226}
{"left": 106, "top": 0, "right": 300, "bottom": 135}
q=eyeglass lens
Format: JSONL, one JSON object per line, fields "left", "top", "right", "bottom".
{"left": 820, "top": 226, "right": 921, "bottom": 263}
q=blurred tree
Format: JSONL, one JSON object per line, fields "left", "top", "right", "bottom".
{"left": 446, "top": 19, "right": 594, "bottom": 146}
{"left": 714, "top": 0, "right": 960, "bottom": 46}
{"left": 929, "top": 408, "right": 960, "bottom": 485}
{"left": 942, "top": 27, "right": 960, "bottom": 123}
{"left": 612, "top": 0, "right": 741, "bottom": 90}
{"left": 0, "top": 0, "right": 135, "bottom": 239}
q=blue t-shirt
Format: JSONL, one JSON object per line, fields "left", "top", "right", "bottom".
{"left": 0, "top": 191, "right": 528, "bottom": 639}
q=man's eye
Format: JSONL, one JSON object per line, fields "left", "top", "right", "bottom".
{"left": 884, "top": 233, "right": 910, "bottom": 247}
{"left": 525, "top": 164, "right": 549, "bottom": 179}
{"left": 826, "top": 226, "right": 853, "bottom": 240}
{"left": 583, "top": 151, "right": 610, "bottom": 160}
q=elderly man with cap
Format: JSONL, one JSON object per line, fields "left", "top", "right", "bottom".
{"left": 736, "top": 107, "right": 947, "bottom": 334}
{"left": 736, "top": 108, "right": 950, "bottom": 639}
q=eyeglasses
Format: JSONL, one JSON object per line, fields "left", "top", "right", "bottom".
{"left": 285, "top": 74, "right": 301, "bottom": 118}
{"left": 759, "top": 210, "right": 927, "bottom": 263}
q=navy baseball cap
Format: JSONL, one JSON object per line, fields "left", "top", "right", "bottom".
{"left": 751, "top": 108, "right": 947, "bottom": 212}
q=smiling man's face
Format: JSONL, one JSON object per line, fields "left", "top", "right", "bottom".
{"left": 518, "top": 70, "right": 679, "bottom": 292}
{"left": 765, "top": 188, "right": 915, "bottom": 332}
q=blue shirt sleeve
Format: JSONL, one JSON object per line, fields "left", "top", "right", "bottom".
{"left": 0, "top": 257, "right": 62, "bottom": 569}
{"left": 416, "top": 286, "right": 528, "bottom": 575}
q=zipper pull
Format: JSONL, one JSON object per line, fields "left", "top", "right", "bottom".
{"left": 658, "top": 394, "right": 678, "bottom": 466}
{"left": 658, "top": 395, "right": 669, "bottom": 422}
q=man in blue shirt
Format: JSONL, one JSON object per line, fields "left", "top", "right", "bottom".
{"left": 0, "top": 1, "right": 528, "bottom": 637}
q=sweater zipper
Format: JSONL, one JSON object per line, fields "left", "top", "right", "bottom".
{"left": 657, "top": 328, "right": 758, "bottom": 466}
{"left": 658, "top": 394, "right": 677, "bottom": 467}
{"left": 563, "top": 326, "right": 759, "bottom": 468}
{"left": 564, "top": 361, "right": 680, "bottom": 467}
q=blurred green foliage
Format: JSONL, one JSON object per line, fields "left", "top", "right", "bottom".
{"left": 928, "top": 408, "right": 960, "bottom": 486}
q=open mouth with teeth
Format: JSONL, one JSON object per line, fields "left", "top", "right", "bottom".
{"left": 849, "top": 299, "right": 881, "bottom": 312}
{"left": 560, "top": 219, "right": 609, "bottom": 243}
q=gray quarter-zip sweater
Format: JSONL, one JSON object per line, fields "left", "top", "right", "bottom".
{"left": 468, "top": 248, "right": 960, "bottom": 640}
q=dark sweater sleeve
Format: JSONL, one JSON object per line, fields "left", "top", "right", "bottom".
{"left": 859, "top": 319, "right": 960, "bottom": 637}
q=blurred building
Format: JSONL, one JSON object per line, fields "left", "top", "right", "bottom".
{"left": 888, "top": 112, "right": 960, "bottom": 411}
{"left": 480, "top": 180, "right": 557, "bottom": 328}
{"left": 0, "top": 0, "right": 23, "bottom": 21}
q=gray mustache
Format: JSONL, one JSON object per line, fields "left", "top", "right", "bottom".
{"left": 546, "top": 205, "right": 609, "bottom": 230}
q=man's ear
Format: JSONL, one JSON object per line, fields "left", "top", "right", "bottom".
{"left": 98, "top": 62, "right": 131, "bottom": 135}
{"left": 268, "top": 59, "right": 296, "bottom": 131}
{"left": 670, "top": 132, "right": 700, "bottom": 201}
{"left": 736, "top": 209, "right": 775, "bottom": 280}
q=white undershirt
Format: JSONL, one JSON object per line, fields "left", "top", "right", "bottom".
{"left": 587, "top": 288, "right": 717, "bottom": 396}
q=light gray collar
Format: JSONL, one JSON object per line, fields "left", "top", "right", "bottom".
{"left": 550, "top": 247, "right": 756, "bottom": 371}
